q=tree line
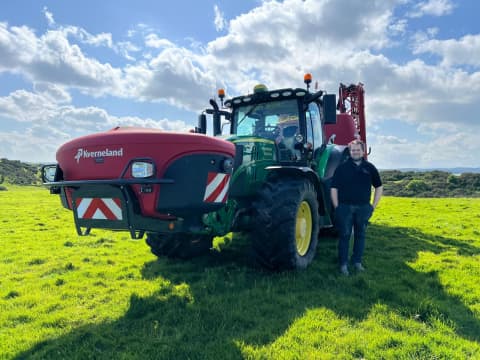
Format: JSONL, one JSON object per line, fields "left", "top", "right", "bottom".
{"left": 380, "top": 170, "right": 480, "bottom": 198}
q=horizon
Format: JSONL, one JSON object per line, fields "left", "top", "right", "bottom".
{"left": 2, "top": 157, "right": 480, "bottom": 175}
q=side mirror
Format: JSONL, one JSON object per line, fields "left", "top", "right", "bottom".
{"left": 197, "top": 114, "right": 207, "bottom": 134}
{"left": 42, "top": 165, "right": 57, "bottom": 183}
{"left": 323, "top": 94, "right": 337, "bottom": 124}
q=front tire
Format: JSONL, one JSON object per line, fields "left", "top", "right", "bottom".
{"left": 146, "top": 233, "right": 212, "bottom": 259}
{"left": 251, "top": 177, "right": 319, "bottom": 270}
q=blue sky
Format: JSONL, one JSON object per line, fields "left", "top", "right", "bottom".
{"left": 0, "top": 0, "right": 479, "bottom": 169}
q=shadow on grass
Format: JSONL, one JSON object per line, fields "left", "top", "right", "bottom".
{"left": 15, "top": 224, "right": 480, "bottom": 359}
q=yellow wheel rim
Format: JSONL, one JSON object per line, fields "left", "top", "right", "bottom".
{"left": 296, "top": 200, "right": 312, "bottom": 256}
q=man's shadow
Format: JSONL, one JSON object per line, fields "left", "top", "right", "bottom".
{"left": 16, "top": 224, "right": 480, "bottom": 358}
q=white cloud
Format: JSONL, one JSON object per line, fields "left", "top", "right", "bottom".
{"left": 0, "top": 21, "right": 217, "bottom": 110}
{"left": 145, "top": 33, "right": 174, "bottom": 48}
{"left": 211, "top": 0, "right": 400, "bottom": 52}
{"left": 0, "top": 23, "right": 123, "bottom": 92}
{"left": 0, "top": 88, "right": 191, "bottom": 162}
{"left": 43, "top": 6, "right": 55, "bottom": 26}
{"left": 0, "top": 130, "right": 60, "bottom": 163}
{"left": 408, "top": 0, "right": 455, "bottom": 18}
{"left": 117, "top": 41, "right": 141, "bottom": 61}
{"left": 33, "top": 82, "right": 72, "bottom": 104}
{"left": 413, "top": 34, "right": 480, "bottom": 67}
{"left": 138, "top": 47, "right": 217, "bottom": 110}
{"left": 389, "top": 19, "right": 408, "bottom": 36}
{"left": 214, "top": 5, "right": 227, "bottom": 32}
{"left": 368, "top": 121, "right": 480, "bottom": 169}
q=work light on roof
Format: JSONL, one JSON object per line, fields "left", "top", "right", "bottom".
{"left": 253, "top": 84, "right": 268, "bottom": 93}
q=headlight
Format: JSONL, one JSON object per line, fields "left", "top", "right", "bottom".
{"left": 132, "top": 162, "right": 154, "bottom": 178}
{"left": 222, "top": 158, "right": 234, "bottom": 173}
{"left": 295, "top": 134, "right": 304, "bottom": 143}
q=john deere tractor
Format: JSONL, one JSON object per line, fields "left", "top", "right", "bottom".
{"left": 43, "top": 75, "right": 365, "bottom": 270}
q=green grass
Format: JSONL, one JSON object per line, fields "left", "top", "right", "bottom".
{"left": 1, "top": 187, "right": 479, "bottom": 359}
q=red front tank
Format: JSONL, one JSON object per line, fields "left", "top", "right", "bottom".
{"left": 56, "top": 127, "right": 236, "bottom": 219}
{"left": 57, "top": 127, "right": 235, "bottom": 180}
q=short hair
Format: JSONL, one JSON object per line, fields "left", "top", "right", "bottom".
{"left": 348, "top": 139, "right": 365, "bottom": 151}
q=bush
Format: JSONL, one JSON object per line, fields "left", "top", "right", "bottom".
{"left": 406, "top": 179, "right": 430, "bottom": 192}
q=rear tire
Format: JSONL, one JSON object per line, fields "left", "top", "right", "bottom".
{"left": 146, "top": 233, "right": 212, "bottom": 259}
{"left": 251, "top": 177, "right": 319, "bottom": 270}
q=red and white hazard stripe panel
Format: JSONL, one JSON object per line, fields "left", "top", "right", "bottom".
{"left": 76, "top": 198, "right": 123, "bottom": 220}
{"left": 203, "top": 172, "right": 230, "bottom": 203}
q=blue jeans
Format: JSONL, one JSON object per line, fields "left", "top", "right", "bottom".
{"left": 335, "top": 203, "right": 374, "bottom": 266}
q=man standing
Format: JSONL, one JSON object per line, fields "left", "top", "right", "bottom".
{"left": 331, "top": 139, "right": 383, "bottom": 276}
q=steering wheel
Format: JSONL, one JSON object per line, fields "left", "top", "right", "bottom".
{"left": 257, "top": 125, "right": 278, "bottom": 140}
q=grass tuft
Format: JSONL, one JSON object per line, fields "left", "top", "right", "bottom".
{"left": 5, "top": 290, "right": 20, "bottom": 299}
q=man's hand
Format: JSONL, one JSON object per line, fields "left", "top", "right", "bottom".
{"left": 331, "top": 188, "right": 339, "bottom": 209}
{"left": 372, "top": 186, "right": 383, "bottom": 209}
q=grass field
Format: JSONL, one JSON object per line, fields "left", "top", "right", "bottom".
{"left": 1, "top": 186, "right": 479, "bottom": 359}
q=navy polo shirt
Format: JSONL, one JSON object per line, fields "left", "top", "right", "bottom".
{"left": 331, "top": 158, "right": 382, "bottom": 205}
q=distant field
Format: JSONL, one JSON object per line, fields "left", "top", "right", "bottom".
{"left": 1, "top": 186, "right": 479, "bottom": 359}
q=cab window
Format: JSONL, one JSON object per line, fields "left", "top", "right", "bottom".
{"left": 307, "top": 103, "right": 323, "bottom": 148}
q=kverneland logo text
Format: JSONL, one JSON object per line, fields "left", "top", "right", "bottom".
{"left": 75, "top": 148, "right": 123, "bottom": 163}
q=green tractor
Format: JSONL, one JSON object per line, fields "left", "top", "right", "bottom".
{"left": 43, "top": 75, "right": 365, "bottom": 271}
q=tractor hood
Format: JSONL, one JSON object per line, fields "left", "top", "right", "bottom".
{"left": 57, "top": 127, "right": 235, "bottom": 180}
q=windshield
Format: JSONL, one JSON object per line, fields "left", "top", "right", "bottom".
{"left": 234, "top": 99, "right": 300, "bottom": 140}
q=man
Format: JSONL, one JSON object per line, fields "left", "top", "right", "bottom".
{"left": 331, "top": 139, "right": 383, "bottom": 276}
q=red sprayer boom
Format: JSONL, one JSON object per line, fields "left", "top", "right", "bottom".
{"left": 337, "top": 83, "right": 367, "bottom": 148}
{"left": 324, "top": 82, "right": 368, "bottom": 156}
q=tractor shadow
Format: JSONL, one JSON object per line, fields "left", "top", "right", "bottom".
{"left": 16, "top": 225, "right": 480, "bottom": 358}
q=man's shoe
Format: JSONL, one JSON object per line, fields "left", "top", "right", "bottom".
{"left": 339, "top": 264, "right": 349, "bottom": 276}
{"left": 354, "top": 263, "right": 365, "bottom": 272}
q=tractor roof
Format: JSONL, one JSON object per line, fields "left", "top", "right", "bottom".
{"left": 224, "top": 88, "right": 309, "bottom": 108}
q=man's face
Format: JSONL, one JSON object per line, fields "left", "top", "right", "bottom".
{"left": 349, "top": 143, "right": 364, "bottom": 161}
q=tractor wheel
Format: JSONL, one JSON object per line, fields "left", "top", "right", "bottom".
{"left": 146, "top": 233, "right": 212, "bottom": 259}
{"left": 251, "top": 177, "right": 319, "bottom": 270}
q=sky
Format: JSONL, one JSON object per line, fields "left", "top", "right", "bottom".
{"left": 0, "top": 0, "right": 479, "bottom": 169}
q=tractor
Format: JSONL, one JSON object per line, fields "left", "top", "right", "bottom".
{"left": 43, "top": 75, "right": 366, "bottom": 271}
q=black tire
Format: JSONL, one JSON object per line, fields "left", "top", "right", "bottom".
{"left": 146, "top": 233, "right": 212, "bottom": 259}
{"left": 251, "top": 177, "right": 320, "bottom": 270}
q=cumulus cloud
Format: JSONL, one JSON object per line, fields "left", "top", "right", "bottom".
{"left": 369, "top": 127, "right": 480, "bottom": 169}
{"left": 0, "top": 88, "right": 191, "bottom": 162}
{"left": 137, "top": 47, "right": 217, "bottom": 110}
{"left": 145, "top": 33, "right": 174, "bottom": 48}
{"left": 408, "top": 0, "right": 455, "bottom": 18}
{"left": 0, "top": 23, "right": 123, "bottom": 92}
{"left": 33, "top": 82, "right": 72, "bottom": 104}
{"left": 389, "top": 19, "right": 408, "bottom": 36}
{"left": 208, "top": 0, "right": 400, "bottom": 58}
{"left": 0, "top": 90, "right": 57, "bottom": 123}
{"left": 413, "top": 34, "right": 480, "bottom": 67}
{"left": 0, "top": 21, "right": 217, "bottom": 110}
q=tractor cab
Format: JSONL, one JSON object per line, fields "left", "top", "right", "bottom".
{"left": 231, "top": 96, "right": 302, "bottom": 162}
{"left": 197, "top": 78, "right": 337, "bottom": 167}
